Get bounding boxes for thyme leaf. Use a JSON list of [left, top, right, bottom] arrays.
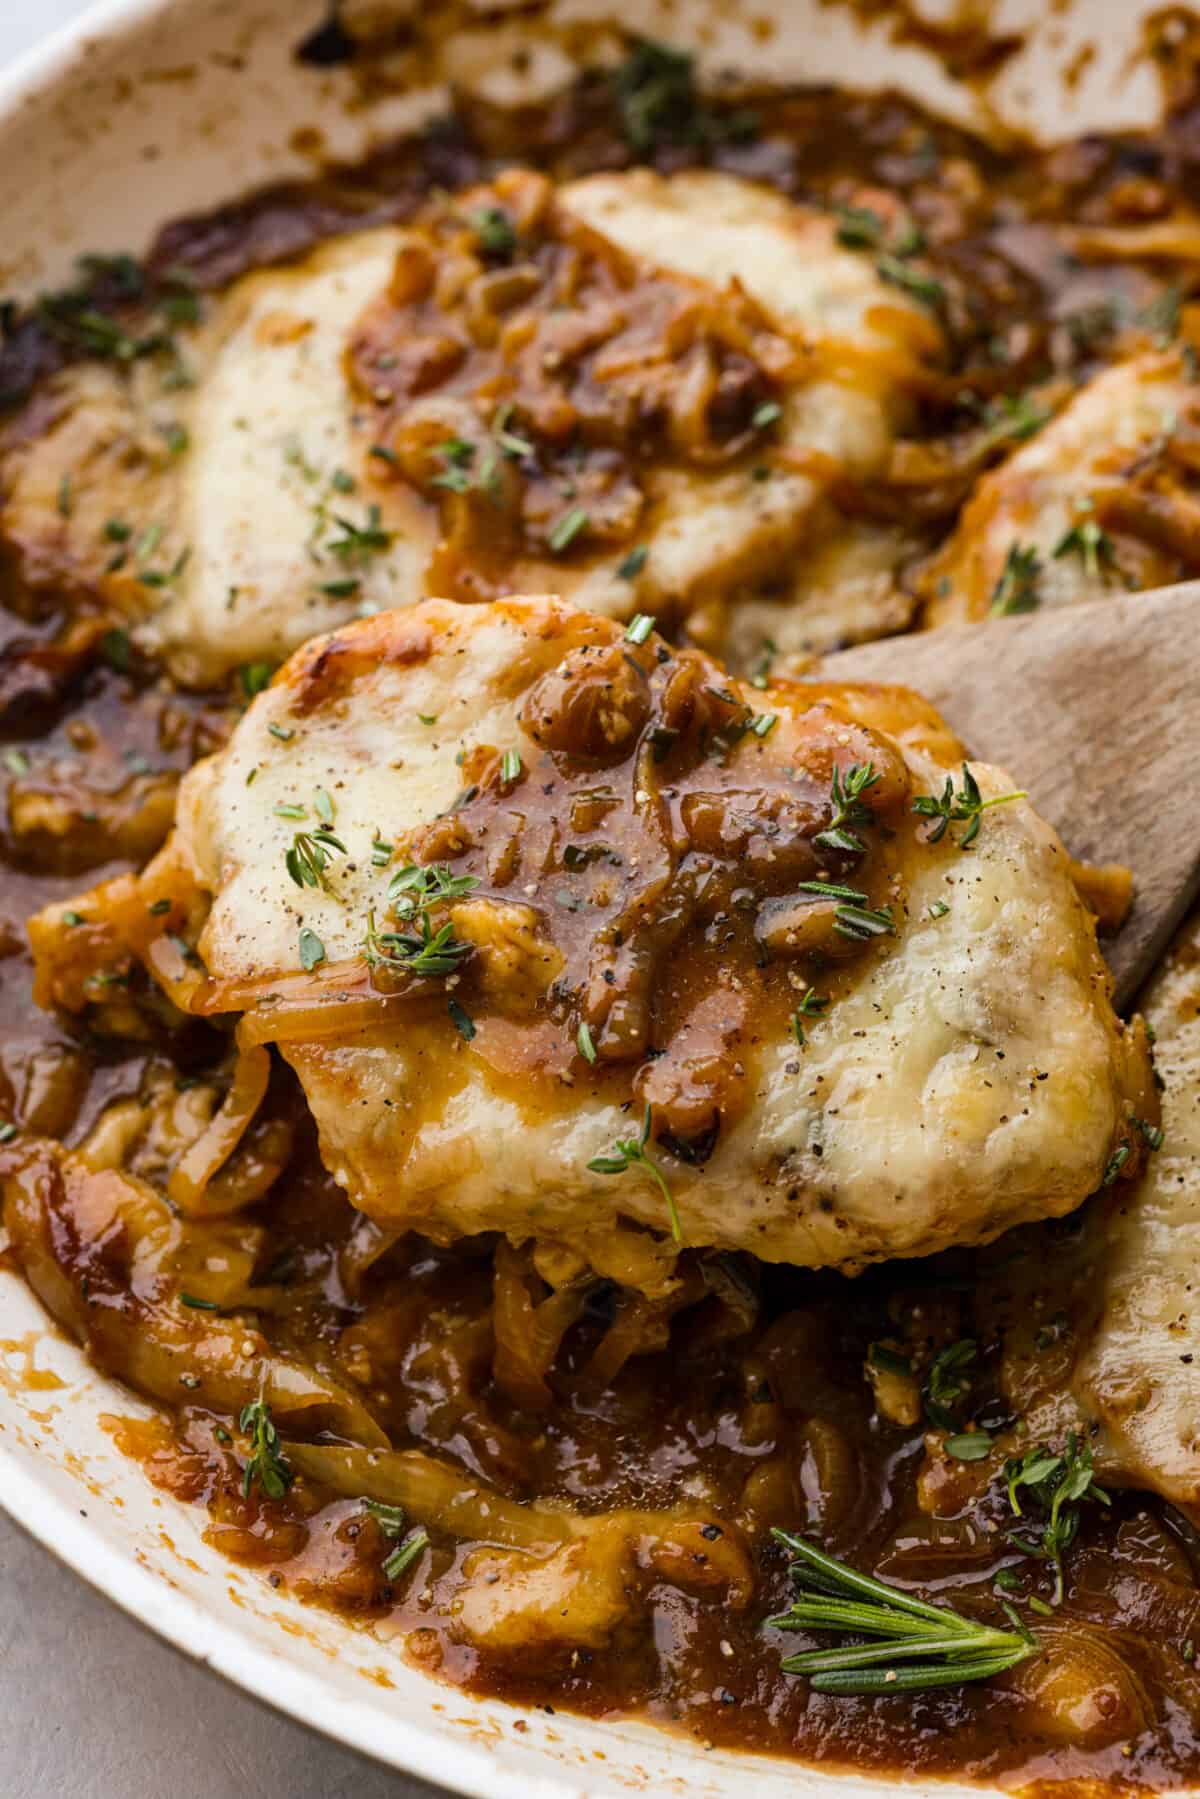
[[913, 762, 1026, 849], [588, 1104, 681, 1244]]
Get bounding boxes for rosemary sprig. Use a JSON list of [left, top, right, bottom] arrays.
[[767, 1531, 1037, 1695], [239, 1398, 293, 1501], [913, 763, 1026, 849], [363, 1498, 431, 1584], [814, 762, 880, 855], [588, 1104, 681, 1244]]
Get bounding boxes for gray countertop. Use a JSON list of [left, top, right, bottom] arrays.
[[0, 5, 439, 1794]]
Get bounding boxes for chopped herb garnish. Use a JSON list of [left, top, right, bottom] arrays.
[[945, 1431, 993, 1462], [369, 443, 400, 468], [795, 880, 873, 903], [499, 748, 523, 786], [267, 723, 294, 743], [320, 576, 361, 598], [327, 504, 391, 561], [925, 1339, 977, 1430], [62, 910, 84, 927], [1102, 1142, 1131, 1186], [749, 639, 776, 690], [1004, 1434, 1110, 1605], [57, 472, 74, 518], [239, 661, 273, 698], [314, 787, 335, 826], [979, 392, 1050, 451], [548, 506, 589, 554], [298, 926, 325, 971], [0, 1123, 17, 1144], [989, 542, 1041, 615], [833, 901, 896, 941], [100, 629, 133, 675], [493, 404, 534, 459], [588, 1104, 681, 1244], [285, 825, 347, 891], [814, 761, 880, 855], [1053, 516, 1117, 580], [387, 862, 480, 917], [790, 987, 829, 1048], [869, 1342, 912, 1377], [472, 206, 516, 258], [2, 748, 29, 776], [767, 1531, 1036, 1694], [625, 613, 656, 645], [180, 1293, 220, 1311], [577, 1020, 598, 1064], [926, 898, 951, 919], [239, 1399, 293, 1501], [835, 206, 885, 250], [617, 545, 648, 581], [750, 712, 778, 738], [448, 998, 476, 1041], [611, 38, 756, 153], [876, 255, 945, 310], [383, 1527, 430, 1583], [913, 762, 1026, 849], [1135, 1115, 1165, 1151], [104, 518, 132, 543], [363, 908, 472, 978], [752, 401, 782, 431], [148, 898, 172, 916]]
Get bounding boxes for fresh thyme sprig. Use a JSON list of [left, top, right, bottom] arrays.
[[387, 862, 480, 917], [1053, 515, 1118, 580], [363, 908, 472, 977], [913, 763, 1026, 850], [814, 762, 880, 855], [1004, 1434, 1110, 1606], [239, 1398, 293, 1501], [285, 823, 347, 890], [767, 1531, 1037, 1695], [924, 1338, 977, 1429], [588, 1104, 681, 1244], [989, 542, 1041, 616]]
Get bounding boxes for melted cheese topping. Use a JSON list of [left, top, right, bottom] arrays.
[[927, 350, 1200, 624], [160, 595, 1144, 1290], [1, 174, 941, 687]]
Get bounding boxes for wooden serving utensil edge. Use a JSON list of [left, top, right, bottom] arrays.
[[820, 581, 1200, 1013]]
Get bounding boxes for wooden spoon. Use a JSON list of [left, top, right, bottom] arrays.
[[819, 581, 1200, 1012]]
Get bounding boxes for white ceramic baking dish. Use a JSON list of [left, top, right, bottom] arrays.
[[0, 1, 1185, 1793]]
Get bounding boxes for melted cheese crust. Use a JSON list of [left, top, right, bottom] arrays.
[[927, 350, 1200, 624], [1, 174, 939, 686], [166, 595, 1144, 1289]]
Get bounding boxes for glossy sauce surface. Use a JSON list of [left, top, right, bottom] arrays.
[[4, 52, 1200, 1795]]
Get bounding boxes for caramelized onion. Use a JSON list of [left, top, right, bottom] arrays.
[[166, 1038, 272, 1216], [283, 1442, 577, 1549]]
